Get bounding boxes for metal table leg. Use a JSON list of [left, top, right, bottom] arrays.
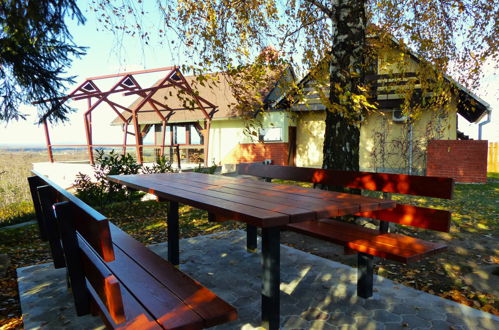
[[247, 224, 257, 252], [167, 200, 179, 266], [262, 227, 280, 329]]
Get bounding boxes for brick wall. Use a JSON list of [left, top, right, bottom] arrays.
[[223, 143, 289, 165], [427, 140, 488, 183]]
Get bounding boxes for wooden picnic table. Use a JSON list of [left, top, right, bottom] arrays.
[[107, 172, 396, 329]]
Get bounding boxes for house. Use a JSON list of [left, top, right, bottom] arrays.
[[112, 46, 489, 173], [276, 43, 491, 174]]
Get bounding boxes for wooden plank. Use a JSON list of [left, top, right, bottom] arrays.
[[100, 238, 206, 329], [133, 174, 315, 222], [147, 176, 348, 219], [180, 172, 396, 212], [161, 173, 394, 217], [287, 220, 447, 263], [355, 204, 451, 232], [78, 235, 125, 325], [86, 280, 162, 330], [237, 163, 454, 199], [32, 170, 114, 261], [108, 175, 290, 227], [109, 223, 238, 328]]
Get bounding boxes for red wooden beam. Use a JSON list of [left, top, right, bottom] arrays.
[[86, 66, 177, 81]]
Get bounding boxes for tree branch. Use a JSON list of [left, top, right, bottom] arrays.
[[281, 16, 328, 46], [304, 0, 334, 17]]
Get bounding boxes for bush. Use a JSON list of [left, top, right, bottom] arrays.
[[74, 150, 174, 207]]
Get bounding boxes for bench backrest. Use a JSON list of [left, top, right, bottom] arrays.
[[29, 171, 124, 323], [237, 163, 454, 232]]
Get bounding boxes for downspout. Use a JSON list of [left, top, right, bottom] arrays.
[[408, 120, 413, 175], [478, 111, 491, 140]]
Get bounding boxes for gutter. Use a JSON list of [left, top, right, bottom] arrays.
[[478, 110, 492, 140]]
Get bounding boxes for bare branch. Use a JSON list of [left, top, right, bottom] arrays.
[[304, 0, 334, 17]]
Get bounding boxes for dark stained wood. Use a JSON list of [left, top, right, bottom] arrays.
[[32, 170, 115, 262], [79, 235, 125, 325], [32, 171, 238, 329], [355, 204, 451, 232], [108, 174, 290, 227], [235, 164, 452, 232], [37, 185, 66, 268], [287, 219, 447, 263], [27, 176, 48, 240], [134, 175, 316, 222], [237, 163, 454, 199], [100, 239, 206, 329], [86, 280, 162, 330], [109, 223, 238, 328], [179, 171, 396, 211], [109, 173, 395, 223]]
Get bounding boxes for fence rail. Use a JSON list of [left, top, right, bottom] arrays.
[[489, 142, 499, 173]]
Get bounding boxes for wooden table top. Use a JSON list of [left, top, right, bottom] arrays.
[[108, 172, 396, 228]]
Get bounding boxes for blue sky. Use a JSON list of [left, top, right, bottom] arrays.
[[0, 2, 497, 146]]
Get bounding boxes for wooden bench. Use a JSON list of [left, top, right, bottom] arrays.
[[237, 163, 453, 298], [28, 171, 237, 329]]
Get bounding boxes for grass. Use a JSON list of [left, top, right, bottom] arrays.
[[0, 150, 89, 227]]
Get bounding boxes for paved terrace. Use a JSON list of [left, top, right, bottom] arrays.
[[18, 230, 498, 329]]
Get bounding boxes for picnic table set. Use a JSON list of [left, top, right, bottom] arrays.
[[28, 163, 453, 329]]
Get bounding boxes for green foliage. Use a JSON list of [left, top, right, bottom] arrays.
[[142, 154, 174, 174], [0, 0, 86, 123], [74, 150, 174, 207], [192, 163, 218, 174], [0, 201, 34, 227]]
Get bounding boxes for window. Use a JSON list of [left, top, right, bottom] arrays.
[[190, 125, 203, 145], [259, 127, 282, 142], [173, 126, 186, 144]]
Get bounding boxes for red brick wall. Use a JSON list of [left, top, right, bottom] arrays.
[[427, 140, 488, 183], [223, 143, 289, 165]]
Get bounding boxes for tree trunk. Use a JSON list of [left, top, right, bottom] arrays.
[[322, 0, 366, 178]]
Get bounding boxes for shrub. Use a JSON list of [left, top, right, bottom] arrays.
[[74, 150, 174, 207]]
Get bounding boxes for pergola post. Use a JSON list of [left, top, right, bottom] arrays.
[[84, 113, 94, 165], [132, 109, 143, 164], [203, 120, 211, 167], [43, 120, 54, 163]]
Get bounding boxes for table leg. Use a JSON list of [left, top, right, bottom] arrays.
[[247, 224, 257, 252], [261, 227, 280, 330], [357, 252, 374, 298], [167, 201, 179, 266]]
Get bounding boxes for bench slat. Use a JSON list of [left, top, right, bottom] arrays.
[[32, 170, 115, 262], [79, 235, 125, 325], [109, 223, 238, 328], [355, 204, 451, 232], [287, 220, 447, 263], [237, 163, 454, 199], [86, 279, 162, 330], [100, 240, 206, 329]]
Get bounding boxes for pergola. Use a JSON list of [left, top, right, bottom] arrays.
[[35, 66, 218, 165]]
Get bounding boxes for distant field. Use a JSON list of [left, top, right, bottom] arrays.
[[0, 149, 88, 226]]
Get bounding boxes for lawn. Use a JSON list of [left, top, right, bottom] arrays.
[[0, 163, 497, 328]]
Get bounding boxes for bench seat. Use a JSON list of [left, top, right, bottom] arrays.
[[108, 223, 238, 329], [29, 170, 237, 329], [287, 219, 447, 263]]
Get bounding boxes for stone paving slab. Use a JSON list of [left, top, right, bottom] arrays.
[[18, 230, 499, 329]]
